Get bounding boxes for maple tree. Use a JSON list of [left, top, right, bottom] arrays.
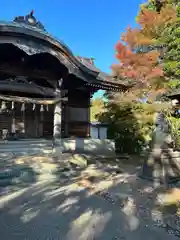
[[97, 0, 178, 154], [162, 3, 180, 88], [111, 2, 177, 102], [139, 0, 180, 89]]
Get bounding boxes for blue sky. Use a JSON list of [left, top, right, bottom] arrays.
[[0, 0, 145, 98]]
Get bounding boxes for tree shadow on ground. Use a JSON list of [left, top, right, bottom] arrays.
[[0, 152, 39, 195], [140, 141, 180, 235], [0, 153, 179, 240]]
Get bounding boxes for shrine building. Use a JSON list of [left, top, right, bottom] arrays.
[[0, 11, 129, 153]]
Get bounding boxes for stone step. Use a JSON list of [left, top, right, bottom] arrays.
[[0, 139, 53, 146], [0, 148, 53, 154], [0, 140, 53, 154], [0, 150, 52, 155], [0, 143, 53, 149]]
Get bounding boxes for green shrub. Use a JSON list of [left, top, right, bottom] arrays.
[[166, 114, 180, 148], [98, 102, 156, 154]]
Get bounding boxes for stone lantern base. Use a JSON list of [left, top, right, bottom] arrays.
[[140, 146, 180, 184]]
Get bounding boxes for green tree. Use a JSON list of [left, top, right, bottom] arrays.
[[97, 0, 177, 154], [90, 98, 105, 121], [163, 4, 180, 89], [139, 0, 180, 90], [97, 99, 158, 154]]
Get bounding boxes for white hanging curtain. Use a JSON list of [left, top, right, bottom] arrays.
[[33, 103, 36, 111], [11, 101, 14, 110], [40, 105, 44, 112], [1, 101, 6, 110], [21, 103, 25, 111]]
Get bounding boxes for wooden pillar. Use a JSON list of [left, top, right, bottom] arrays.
[[11, 118, 16, 134], [67, 89, 91, 138], [53, 101, 62, 146], [11, 102, 16, 134], [39, 105, 44, 137], [64, 104, 69, 137], [21, 103, 25, 136], [87, 96, 91, 137]]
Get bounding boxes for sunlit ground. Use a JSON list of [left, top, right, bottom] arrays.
[[0, 153, 179, 239]]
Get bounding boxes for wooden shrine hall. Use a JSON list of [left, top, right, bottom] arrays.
[[0, 11, 129, 144]]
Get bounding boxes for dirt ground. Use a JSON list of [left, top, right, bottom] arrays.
[[0, 153, 180, 239]]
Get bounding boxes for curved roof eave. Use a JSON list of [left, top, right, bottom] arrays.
[[0, 21, 130, 91], [0, 22, 99, 75]]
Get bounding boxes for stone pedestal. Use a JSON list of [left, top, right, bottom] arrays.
[[140, 147, 180, 184], [140, 112, 180, 184]]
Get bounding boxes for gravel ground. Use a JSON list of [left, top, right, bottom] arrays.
[[0, 153, 179, 239], [0, 180, 178, 240]]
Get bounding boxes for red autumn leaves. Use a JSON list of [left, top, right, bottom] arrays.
[[111, 4, 177, 99]]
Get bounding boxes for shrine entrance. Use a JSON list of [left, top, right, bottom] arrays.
[[0, 12, 130, 144], [0, 100, 55, 140]]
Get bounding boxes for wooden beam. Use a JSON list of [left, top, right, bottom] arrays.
[[0, 94, 68, 104], [0, 82, 56, 97], [0, 64, 57, 87]]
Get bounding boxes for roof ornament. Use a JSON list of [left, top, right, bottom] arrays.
[[77, 56, 95, 66], [13, 10, 46, 31], [25, 10, 36, 25]]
